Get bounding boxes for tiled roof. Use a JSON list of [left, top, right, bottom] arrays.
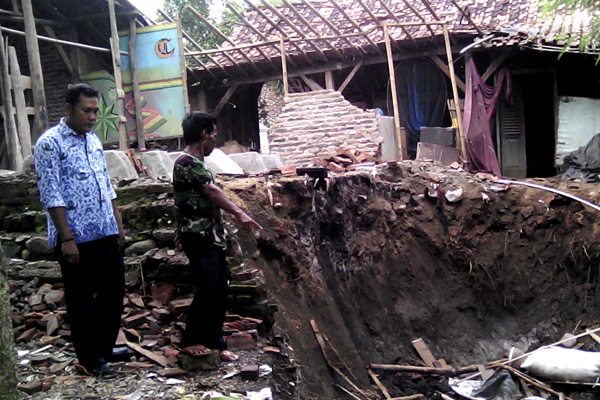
[[187, 0, 593, 81]]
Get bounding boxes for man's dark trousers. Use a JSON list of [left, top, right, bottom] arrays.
[[55, 235, 124, 369], [180, 233, 228, 351]]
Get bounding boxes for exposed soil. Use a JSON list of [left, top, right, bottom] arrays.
[[9, 160, 600, 399]]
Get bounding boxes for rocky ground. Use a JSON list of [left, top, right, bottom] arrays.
[[5, 159, 600, 399]]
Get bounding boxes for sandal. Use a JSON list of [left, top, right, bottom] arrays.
[[220, 350, 239, 361], [181, 344, 212, 357]]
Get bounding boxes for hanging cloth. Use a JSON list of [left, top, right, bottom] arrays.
[[462, 58, 511, 176]]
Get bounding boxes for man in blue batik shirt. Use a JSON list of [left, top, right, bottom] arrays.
[[34, 84, 125, 379]]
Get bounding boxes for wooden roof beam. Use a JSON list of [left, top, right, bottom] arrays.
[[420, 0, 441, 21], [224, 3, 281, 69], [399, 0, 436, 37], [158, 9, 229, 80], [297, 0, 365, 56], [184, 4, 263, 75], [242, 0, 314, 66], [375, 0, 419, 48], [327, 0, 383, 55], [257, 0, 331, 63], [278, 0, 345, 61], [449, 0, 484, 36]]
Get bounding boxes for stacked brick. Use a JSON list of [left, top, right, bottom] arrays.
[[268, 90, 383, 167]]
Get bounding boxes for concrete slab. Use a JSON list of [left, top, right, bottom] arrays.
[[105, 150, 139, 181], [169, 149, 244, 175], [139, 150, 176, 181], [261, 154, 284, 170]]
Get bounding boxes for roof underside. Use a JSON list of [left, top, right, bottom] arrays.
[[185, 0, 594, 86]]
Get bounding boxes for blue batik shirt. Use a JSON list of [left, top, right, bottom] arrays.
[[34, 118, 118, 248]]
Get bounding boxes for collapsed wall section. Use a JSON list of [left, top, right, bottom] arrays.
[[268, 90, 383, 166]]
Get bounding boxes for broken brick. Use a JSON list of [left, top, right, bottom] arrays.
[[44, 289, 64, 305], [226, 332, 256, 350], [128, 293, 145, 308], [151, 283, 175, 305], [169, 298, 193, 314], [18, 379, 51, 394], [123, 313, 148, 329], [17, 327, 39, 343], [240, 364, 260, 381], [151, 308, 171, 322]]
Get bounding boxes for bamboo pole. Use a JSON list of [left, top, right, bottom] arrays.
[[370, 363, 479, 376], [128, 19, 144, 150], [280, 36, 288, 97], [175, 17, 190, 115], [442, 23, 467, 162], [21, 0, 48, 141], [8, 46, 31, 159], [0, 30, 22, 170], [382, 20, 406, 160], [107, 0, 128, 150]]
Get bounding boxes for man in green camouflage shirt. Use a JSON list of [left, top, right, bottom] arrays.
[[173, 112, 262, 361]]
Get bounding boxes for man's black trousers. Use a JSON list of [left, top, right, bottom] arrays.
[[180, 233, 228, 351], [55, 235, 124, 369]]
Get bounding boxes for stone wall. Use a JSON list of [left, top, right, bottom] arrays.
[[268, 90, 383, 166]]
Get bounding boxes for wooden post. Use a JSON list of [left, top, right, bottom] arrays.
[[128, 19, 144, 150], [0, 31, 22, 170], [442, 23, 467, 162], [325, 71, 334, 90], [382, 20, 406, 160], [107, 0, 128, 150], [279, 35, 288, 96], [21, 0, 48, 141], [8, 46, 31, 159], [175, 17, 190, 115]]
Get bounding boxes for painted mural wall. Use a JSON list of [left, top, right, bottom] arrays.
[[82, 22, 186, 144]]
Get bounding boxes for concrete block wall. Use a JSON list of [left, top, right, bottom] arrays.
[[268, 90, 382, 166]]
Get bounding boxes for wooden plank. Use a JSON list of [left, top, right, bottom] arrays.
[[325, 71, 334, 90], [280, 36, 288, 97], [442, 23, 467, 163], [212, 85, 237, 118], [126, 341, 169, 367], [370, 363, 479, 376], [42, 26, 73, 74], [21, 0, 48, 141], [430, 54, 466, 93], [368, 369, 392, 400], [481, 50, 510, 83], [0, 28, 22, 170], [175, 18, 190, 115], [128, 18, 144, 150], [411, 338, 437, 367], [299, 74, 323, 91], [108, 0, 127, 150], [338, 61, 362, 94], [8, 46, 31, 159], [382, 20, 406, 160]]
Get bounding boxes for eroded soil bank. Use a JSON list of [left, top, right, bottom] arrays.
[[6, 161, 600, 399], [223, 163, 600, 399]]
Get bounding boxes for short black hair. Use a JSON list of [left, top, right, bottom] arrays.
[[66, 83, 99, 106], [182, 112, 216, 145]]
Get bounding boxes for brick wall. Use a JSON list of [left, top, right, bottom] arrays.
[[268, 90, 383, 166]]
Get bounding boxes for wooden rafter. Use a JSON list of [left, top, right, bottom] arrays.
[[375, 0, 419, 49], [338, 61, 363, 93], [327, 0, 383, 55], [224, 3, 280, 69], [279, 0, 345, 61], [242, 0, 314, 66], [185, 4, 263, 75], [158, 9, 224, 80], [297, 0, 365, 56], [257, 0, 330, 63], [399, 0, 436, 37], [449, 0, 484, 36]]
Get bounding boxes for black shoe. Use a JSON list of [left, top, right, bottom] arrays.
[[88, 363, 118, 379]]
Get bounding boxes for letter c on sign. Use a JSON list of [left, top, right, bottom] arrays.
[[155, 38, 174, 59]]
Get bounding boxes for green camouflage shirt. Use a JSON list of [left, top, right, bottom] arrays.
[[173, 153, 226, 248]]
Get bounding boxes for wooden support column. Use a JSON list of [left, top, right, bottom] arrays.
[[128, 19, 144, 150], [108, 0, 128, 150], [175, 17, 190, 115], [0, 28, 22, 170], [382, 20, 406, 160], [22, 0, 48, 141], [325, 71, 334, 90], [8, 46, 31, 159], [442, 23, 467, 162], [197, 90, 208, 112], [280, 35, 288, 96], [338, 61, 362, 93]]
